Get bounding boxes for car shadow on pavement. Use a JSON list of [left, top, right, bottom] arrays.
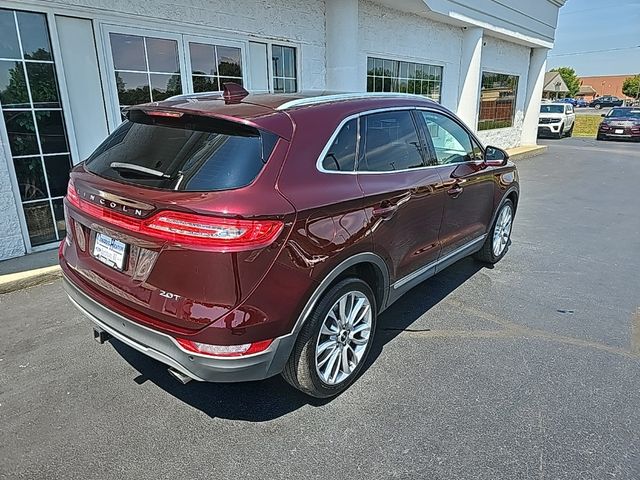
[[112, 257, 486, 422]]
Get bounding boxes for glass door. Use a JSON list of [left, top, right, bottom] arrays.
[[0, 8, 73, 247]]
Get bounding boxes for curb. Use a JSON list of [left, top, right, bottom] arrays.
[[0, 265, 62, 294], [506, 145, 548, 161]]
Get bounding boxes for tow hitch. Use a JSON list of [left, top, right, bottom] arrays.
[[93, 328, 112, 344]]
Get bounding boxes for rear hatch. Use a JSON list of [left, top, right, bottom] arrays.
[[61, 106, 295, 334]]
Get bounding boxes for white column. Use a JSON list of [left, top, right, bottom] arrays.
[[521, 48, 549, 145], [325, 0, 359, 91], [456, 27, 483, 127]]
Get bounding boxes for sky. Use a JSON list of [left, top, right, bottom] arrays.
[[546, 0, 640, 76]]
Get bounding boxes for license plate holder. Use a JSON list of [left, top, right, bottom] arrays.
[[93, 232, 127, 271], [615, 129, 624, 134]]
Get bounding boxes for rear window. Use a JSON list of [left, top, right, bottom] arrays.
[[85, 110, 278, 191]]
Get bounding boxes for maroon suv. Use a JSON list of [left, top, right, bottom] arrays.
[[60, 85, 519, 398]]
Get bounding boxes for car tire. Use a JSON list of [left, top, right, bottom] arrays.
[[555, 124, 564, 139], [282, 277, 377, 398], [596, 133, 605, 141], [474, 199, 514, 265], [594, 104, 601, 110], [566, 123, 574, 137]]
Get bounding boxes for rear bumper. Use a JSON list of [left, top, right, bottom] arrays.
[[63, 275, 296, 382]]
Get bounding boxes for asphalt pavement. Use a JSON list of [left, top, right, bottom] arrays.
[[1, 137, 639, 479]]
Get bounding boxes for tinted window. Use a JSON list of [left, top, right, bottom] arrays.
[[360, 111, 424, 172], [85, 110, 277, 191], [421, 111, 474, 165], [322, 119, 357, 171], [540, 105, 564, 114]]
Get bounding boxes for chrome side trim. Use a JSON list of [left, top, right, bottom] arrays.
[[392, 235, 486, 289], [276, 92, 429, 111]]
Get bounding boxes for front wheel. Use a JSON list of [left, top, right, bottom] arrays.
[[474, 200, 514, 264], [594, 104, 602, 109], [555, 124, 564, 139], [282, 278, 377, 398], [566, 123, 574, 137]]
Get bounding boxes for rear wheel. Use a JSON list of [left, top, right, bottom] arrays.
[[474, 200, 514, 264], [594, 104, 602, 110], [282, 278, 377, 398]]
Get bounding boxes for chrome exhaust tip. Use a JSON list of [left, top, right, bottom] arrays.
[[167, 367, 194, 384]]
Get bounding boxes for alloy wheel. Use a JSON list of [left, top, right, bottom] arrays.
[[492, 204, 513, 257], [315, 291, 372, 385]]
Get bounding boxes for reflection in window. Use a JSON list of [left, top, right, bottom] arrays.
[[272, 45, 296, 93], [367, 57, 442, 103], [478, 72, 519, 130], [0, 8, 73, 246], [322, 119, 357, 171], [361, 111, 424, 172], [420, 111, 474, 165], [109, 33, 182, 109], [189, 42, 242, 93]]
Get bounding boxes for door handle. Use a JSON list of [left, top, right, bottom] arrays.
[[372, 204, 399, 219]]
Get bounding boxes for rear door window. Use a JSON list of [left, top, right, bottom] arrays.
[[322, 119, 357, 172], [85, 110, 278, 191], [359, 110, 425, 172]]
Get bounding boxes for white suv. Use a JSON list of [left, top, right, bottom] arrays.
[[538, 102, 576, 138]]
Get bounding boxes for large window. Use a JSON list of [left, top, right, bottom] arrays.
[[109, 33, 182, 110], [189, 41, 242, 92], [0, 8, 73, 246], [272, 45, 296, 93], [367, 57, 442, 103], [478, 72, 519, 131]]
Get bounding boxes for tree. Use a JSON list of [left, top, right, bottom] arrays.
[[551, 67, 580, 97], [622, 74, 640, 99]]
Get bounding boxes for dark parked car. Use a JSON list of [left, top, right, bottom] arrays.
[[60, 85, 519, 398], [597, 107, 640, 141], [589, 96, 623, 109]]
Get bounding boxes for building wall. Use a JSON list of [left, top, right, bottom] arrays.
[[357, 1, 463, 111], [476, 36, 531, 148], [42, 0, 327, 91], [578, 75, 634, 100], [0, 144, 25, 259]]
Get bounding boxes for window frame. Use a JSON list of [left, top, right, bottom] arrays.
[[365, 54, 444, 103], [0, 6, 80, 252], [271, 43, 298, 94], [477, 70, 519, 131], [316, 107, 485, 176]]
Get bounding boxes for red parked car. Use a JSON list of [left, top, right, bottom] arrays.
[[60, 85, 519, 398]]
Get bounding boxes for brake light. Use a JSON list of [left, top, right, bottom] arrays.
[[175, 338, 273, 357], [145, 110, 184, 118], [65, 181, 283, 251]]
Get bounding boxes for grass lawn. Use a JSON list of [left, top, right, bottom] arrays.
[[573, 115, 602, 137]]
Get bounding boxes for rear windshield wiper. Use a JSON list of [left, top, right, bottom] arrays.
[[109, 162, 172, 179]]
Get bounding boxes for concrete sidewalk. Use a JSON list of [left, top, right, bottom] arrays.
[[0, 247, 61, 294], [0, 143, 546, 294]]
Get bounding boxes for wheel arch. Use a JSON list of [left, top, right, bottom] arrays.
[[289, 252, 390, 336]]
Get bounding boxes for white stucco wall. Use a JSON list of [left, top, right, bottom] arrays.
[[0, 144, 26, 260], [358, 1, 463, 111], [476, 36, 531, 149], [41, 0, 327, 90]]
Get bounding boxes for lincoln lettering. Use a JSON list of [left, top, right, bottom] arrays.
[[79, 190, 144, 217]]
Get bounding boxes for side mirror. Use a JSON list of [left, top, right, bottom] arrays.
[[601, 113, 606, 117], [484, 146, 509, 166]]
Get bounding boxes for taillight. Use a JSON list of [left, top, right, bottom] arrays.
[[65, 180, 283, 251], [174, 338, 273, 357]]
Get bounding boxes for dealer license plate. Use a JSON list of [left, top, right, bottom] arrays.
[[93, 233, 127, 270], [615, 129, 624, 134]]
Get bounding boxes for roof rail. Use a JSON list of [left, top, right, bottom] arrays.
[[275, 92, 429, 111], [166, 91, 223, 101]]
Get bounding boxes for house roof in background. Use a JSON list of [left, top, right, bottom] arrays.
[[543, 72, 569, 93]]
